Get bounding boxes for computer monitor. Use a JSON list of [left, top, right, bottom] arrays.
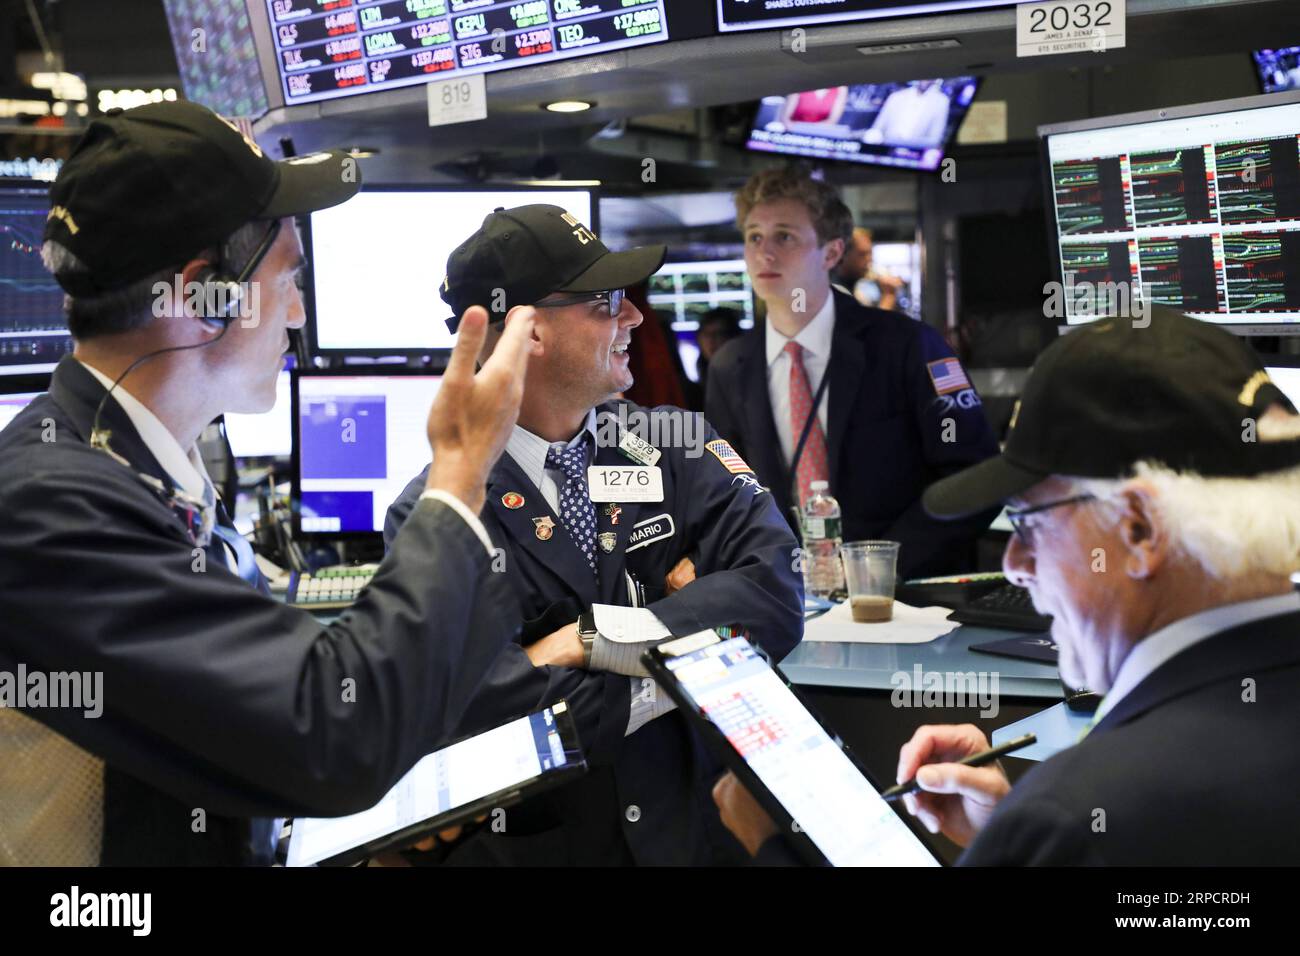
[[0, 390, 40, 432], [0, 181, 72, 376], [1041, 91, 1300, 331], [648, 258, 754, 383], [747, 78, 981, 172], [304, 185, 596, 357], [1254, 48, 1300, 94], [223, 368, 293, 460], [292, 370, 443, 537]]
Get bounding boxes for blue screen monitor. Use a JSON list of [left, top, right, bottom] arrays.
[[293, 370, 443, 536]]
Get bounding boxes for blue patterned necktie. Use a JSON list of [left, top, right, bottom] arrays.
[[545, 433, 597, 577]]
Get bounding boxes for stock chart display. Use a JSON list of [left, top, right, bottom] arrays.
[[265, 0, 669, 105], [0, 184, 71, 377], [1046, 100, 1300, 325]]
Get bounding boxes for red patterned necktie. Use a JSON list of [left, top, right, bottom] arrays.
[[785, 340, 829, 506]]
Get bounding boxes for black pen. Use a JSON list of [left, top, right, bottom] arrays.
[[881, 733, 1038, 801]]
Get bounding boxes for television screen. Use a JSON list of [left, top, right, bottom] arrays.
[[1042, 94, 1300, 328], [306, 186, 594, 355], [260, 0, 670, 107], [747, 78, 980, 171], [1254, 48, 1300, 94]]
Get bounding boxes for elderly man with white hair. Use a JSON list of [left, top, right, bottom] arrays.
[[713, 304, 1300, 865]]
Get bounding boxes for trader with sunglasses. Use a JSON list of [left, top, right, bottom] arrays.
[[713, 305, 1300, 865], [385, 205, 803, 865]]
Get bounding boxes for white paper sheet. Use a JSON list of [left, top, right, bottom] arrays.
[[804, 600, 960, 644]]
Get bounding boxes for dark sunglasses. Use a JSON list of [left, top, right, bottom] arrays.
[[537, 288, 625, 314]]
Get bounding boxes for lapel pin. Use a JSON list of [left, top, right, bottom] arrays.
[[532, 516, 555, 541], [501, 491, 526, 509], [598, 531, 617, 553], [603, 503, 622, 525]]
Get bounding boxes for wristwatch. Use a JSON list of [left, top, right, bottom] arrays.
[[577, 611, 599, 668]]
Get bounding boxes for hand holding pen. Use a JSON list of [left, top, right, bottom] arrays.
[[892, 726, 1029, 847]]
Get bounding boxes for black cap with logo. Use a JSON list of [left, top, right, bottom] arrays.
[[440, 204, 666, 331], [923, 305, 1300, 519], [44, 99, 361, 296]]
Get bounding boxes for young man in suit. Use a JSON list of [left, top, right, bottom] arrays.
[[385, 205, 803, 865], [715, 307, 1300, 865], [705, 168, 999, 578]]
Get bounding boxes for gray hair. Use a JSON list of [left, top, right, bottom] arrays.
[[42, 220, 270, 340], [1071, 457, 1300, 580]]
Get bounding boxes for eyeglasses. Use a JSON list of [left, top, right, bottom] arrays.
[[1006, 494, 1095, 546], [537, 288, 625, 315]]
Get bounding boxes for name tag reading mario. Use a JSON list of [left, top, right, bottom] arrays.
[[587, 466, 664, 503]]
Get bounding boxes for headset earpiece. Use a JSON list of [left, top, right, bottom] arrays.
[[192, 264, 240, 327]]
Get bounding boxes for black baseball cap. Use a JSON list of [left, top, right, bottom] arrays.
[[441, 204, 665, 331], [44, 99, 361, 295], [923, 306, 1300, 519]]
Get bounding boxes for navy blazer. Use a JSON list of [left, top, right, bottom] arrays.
[[0, 357, 521, 865], [385, 400, 804, 865], [961, 607, 1300, 865], [705, 291, 1000, 578]]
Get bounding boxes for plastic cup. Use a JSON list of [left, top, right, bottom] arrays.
[[841, 541, 900, 623]]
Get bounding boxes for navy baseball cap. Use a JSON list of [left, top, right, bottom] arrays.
[[441, 204, 665, 331]]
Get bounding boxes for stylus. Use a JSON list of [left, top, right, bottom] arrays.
[[880, 733, 1037, 801]]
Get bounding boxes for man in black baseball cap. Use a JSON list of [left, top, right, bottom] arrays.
[[716, 305, 1300, 865], [440, 203, 666, 333], [0, 99, 538, 865], [385, 204, 805, 866]]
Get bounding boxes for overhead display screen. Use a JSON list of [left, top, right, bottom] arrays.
[[716, 0, 1017, 33], [265, 0, 670, 105], [1044, 99, 1300, 326]]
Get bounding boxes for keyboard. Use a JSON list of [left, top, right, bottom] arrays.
[[947, 584, 1053, 633], [286, 564, 379, 610]]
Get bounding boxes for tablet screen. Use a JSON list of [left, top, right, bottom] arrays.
[[662, 637, 938, 867], [286, 704, 579, 867]]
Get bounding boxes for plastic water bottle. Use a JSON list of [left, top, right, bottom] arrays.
[[802, 480, 845, 599]]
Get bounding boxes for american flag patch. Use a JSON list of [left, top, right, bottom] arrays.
[[705, 439, 753, 474], [926, 358, 971, 396]]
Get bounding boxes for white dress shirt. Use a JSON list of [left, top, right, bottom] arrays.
[[870, 85, 951, 148], [765, 290, 835, 468], [503, 410, 674, 735], [81, 361, 215, 510], [504, 408, 598, 514], [1091, 591, 1300, 726]]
